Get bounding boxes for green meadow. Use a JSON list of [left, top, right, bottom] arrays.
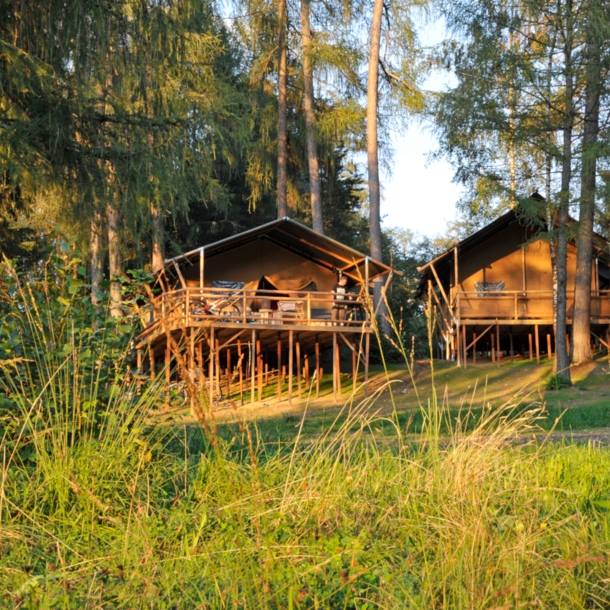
[[1, 263, 610, 608]]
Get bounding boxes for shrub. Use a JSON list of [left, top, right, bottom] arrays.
[[0, 246, 151, 443], [544, 373, 572, 391]]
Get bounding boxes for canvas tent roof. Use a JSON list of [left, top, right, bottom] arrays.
[[164, 217, 395, 282], [415, 207, 610, 297]]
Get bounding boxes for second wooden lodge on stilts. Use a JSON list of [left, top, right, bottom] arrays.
[[416, 207, 610, 365], [135, 217, 395, 405]]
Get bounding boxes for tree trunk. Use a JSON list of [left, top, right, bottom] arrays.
[[572, 2, 601, 364], [151, 199, 165, 274], [546, 176, 558, 364], [277, 0, 288, 218], [90, 208, 104, 308], [107, 203, 123, 318], [546, 48, 561, 374], [555, 0, 574, 382], [367, 0, 389, 333], [301, 0, 323, 234]]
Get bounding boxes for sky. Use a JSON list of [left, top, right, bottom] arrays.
[[379, 15, 462, 239], [381, 123, 462, 238]]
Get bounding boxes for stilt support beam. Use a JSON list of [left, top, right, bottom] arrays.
[[288, 330, 294, 406]]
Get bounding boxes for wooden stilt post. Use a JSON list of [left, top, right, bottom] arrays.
[[333, 332, 338, 401], [189, 329, 195, 371], [304, 353, 310, 390], [188, 348, 194, 413], [215, 338, 221, 398], [496, 324, 501, 361], [315, 338, 320, 398], [509, 333, 514, 361], [296, 337, 302, 400], [462, 324, 467, 367], [336, 337, 342, 396], [165, 335, 171, 406], [364, 332, 370, 398], [209, 328, 215, 405], [237, 339, 244, 405], [197, 341, 204, 391], [277, 335, 282, 402], [472, 332, 477, 364], [491, 332, 496, 363], [288, 330, 294, 406], [136, 350, 143, 391], [251, 329, 256, 405], [547, 333, 552, 360], [534, 324, 540, 363], [456, 323, 461, 366], [257, 339, 263, 402], [528, 333, 533, 361], [226, 347, 231, 399], [149, 349, 156, 381], [352, 340, 357, 394]]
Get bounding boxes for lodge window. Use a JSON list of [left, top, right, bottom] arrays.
[[475, 281, 506, 297]]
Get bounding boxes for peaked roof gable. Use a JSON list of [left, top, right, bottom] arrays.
[[418, 208, 610, 276], [165, 217, 395, 281]]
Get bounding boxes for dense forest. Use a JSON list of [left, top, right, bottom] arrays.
[[1, 0, 610, 367]]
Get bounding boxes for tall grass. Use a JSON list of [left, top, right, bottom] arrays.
[[1, 257, 609, 608]]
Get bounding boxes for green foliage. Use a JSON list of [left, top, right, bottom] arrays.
[[544, 373, 573, 391], [0, 245, 148, 442], [375, 228, 436, 362], [1, 0, 432, 297], [1, 0, 249, 266], [2, 375, 610, 606], [431, 0, 593, 226], [1, 277, 610, 606]]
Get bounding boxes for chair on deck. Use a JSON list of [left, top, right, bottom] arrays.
[[278, 300, 305, 322], [192, 281, 245, 319]]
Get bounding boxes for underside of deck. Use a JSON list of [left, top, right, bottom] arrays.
[[135, 320, 372, 406], [435, 320, 610, 365], [137, 319, 371, 355]]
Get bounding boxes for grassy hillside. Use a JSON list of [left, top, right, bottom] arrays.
[[185, 357, 610, 442], [2, 267, 609, 608], [2, 392, 610, 608]]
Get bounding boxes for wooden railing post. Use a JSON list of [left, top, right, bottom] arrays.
[[186, 289, 190, 325], [243, 288, 247, 323]]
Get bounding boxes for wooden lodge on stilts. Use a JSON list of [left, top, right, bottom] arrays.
[[135, 218, 394, 405], [417, 208, 610, 365]]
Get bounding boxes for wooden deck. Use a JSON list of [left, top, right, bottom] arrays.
[[135, 287, 373, 405], [455, 290, 610, 324], [136, 286, 371, 349], [427, 289, 610, 365]]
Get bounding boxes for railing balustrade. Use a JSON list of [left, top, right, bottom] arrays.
[[455, 289, 610, 320], [139, 286, 370, 337]]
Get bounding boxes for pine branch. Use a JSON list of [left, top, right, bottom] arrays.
[[378, 59, 414, 92], [92, 112, 183, 129]]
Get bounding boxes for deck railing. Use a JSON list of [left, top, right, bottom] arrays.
[[455, 289, 610, 320], [139, 286, 370, 339]]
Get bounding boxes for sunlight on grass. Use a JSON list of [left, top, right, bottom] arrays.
[[1, 258, 609, 608]]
